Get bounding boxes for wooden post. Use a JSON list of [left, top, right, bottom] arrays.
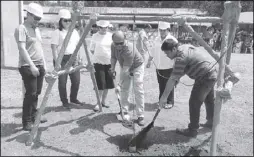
[[210, 1, 241, 156], [225, 2, 241, 65], [26, 14, 79, 146]]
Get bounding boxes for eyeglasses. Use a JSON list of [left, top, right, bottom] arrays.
[[114, 42, 124, 45], [63, 19, 72, 23]]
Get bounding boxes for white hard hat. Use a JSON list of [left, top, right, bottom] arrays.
[[26, 3, 43, 18], [158, 21, 171, 30], [97, 20, 110, 27], [58, 9, 71, 19]]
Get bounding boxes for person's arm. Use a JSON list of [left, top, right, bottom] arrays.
[[159, 57, 186, 107], [89, 34, 96, 54], [50, 30, 59, 62]]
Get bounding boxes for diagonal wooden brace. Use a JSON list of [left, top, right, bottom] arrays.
[[26, 12, 80, 147], [179, 21, 240, 84], [54, 12, 78, 72]]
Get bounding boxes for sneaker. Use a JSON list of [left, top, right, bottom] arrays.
[[200, 120, 213, 129], [23, 122, 33, 131], [70, 99, 84, 105], [176, 128, 198, 137], [93, 105, 100, 112], [102, 103, 109, 108], [164, 102, 174, 109], [63, 103, 71, 109], [137, 117, 145, 126]]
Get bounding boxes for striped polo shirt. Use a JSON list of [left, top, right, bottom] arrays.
[[111, 41, 144, 72], [170, 44, 217, 81]]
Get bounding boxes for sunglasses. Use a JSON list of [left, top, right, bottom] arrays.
[[32, 15, 41, 21], [63, 19, 72, 23], [114, 42, 124, 45], [99, 26, 108, 29]]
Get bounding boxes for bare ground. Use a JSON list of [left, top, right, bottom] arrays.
[[1, 28, 253, 156]]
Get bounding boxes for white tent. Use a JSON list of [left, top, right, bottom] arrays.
[[238, 12, 253, 24]]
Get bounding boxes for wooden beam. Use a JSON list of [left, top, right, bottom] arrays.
[[79, 15, 222, 23]]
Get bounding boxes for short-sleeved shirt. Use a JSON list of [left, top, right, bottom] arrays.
[[151, 33, 178, 69], [111, 41, 144, 72], [51, 29, 80, 55], [14, 23, 44, 67], [170, 44, 217, 81], [136, 29, 148, 56], [89, 32, 113, 65]]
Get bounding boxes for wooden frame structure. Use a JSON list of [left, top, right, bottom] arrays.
[[27, 1, 241, 156]]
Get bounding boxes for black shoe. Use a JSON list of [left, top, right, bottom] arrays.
[[176, 128, 198, 137], [70, 99, 83, 105], [136, 117, 145, 126], [63, 103, 71, 109], [102, 103, 109, 108], [200, 121, 213, 129], [23, 123, 33, 131]]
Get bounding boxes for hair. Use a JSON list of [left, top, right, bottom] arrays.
[[161, 39, 179, 51], [58, 18, 64, 31]]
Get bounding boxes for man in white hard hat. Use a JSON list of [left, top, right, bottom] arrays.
[[146, 21, 178, 109], [14, 2, 47, 131], [110, 31, 145, 126]]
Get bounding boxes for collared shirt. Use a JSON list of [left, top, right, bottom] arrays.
[[151, 33, 178, 69], [14, 22, 44, 67], [111, 41, 143, 72], [170, 44, 217, 81], [136, 29, 148, 57], [51, 29, 80, 55], [89, 32, 112, 65]]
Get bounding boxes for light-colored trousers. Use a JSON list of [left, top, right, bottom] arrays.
[[120, 64, 145, 118]]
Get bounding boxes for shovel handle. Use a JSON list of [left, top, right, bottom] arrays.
[[152, 108, 161, 122]]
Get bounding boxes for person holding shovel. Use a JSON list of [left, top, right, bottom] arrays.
[[159, 39, 217, 137], [51, 9, 83, 109], [110, 31, 145, 126], [14, 3, 47, 131]]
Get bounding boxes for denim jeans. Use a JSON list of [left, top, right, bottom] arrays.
[[19, 65, 45, 125], [188, 70, 217, 130], [120, 64, 145, 118], [53, 55, 80, 104], [156, 68, 174, 104]]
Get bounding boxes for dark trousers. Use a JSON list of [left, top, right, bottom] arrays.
[[19, 65, 45, 125], [53, 55, 80, 104], [188, 71, 217, 130], [156, 68, 174, 104]]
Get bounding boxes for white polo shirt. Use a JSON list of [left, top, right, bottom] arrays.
[[151, 33, 178, 69], [51, 29, 80, 55], [89, 32, 113, 65]]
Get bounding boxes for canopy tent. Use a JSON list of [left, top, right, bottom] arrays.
[[238, 12, 253, 24]]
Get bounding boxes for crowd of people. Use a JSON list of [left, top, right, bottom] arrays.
[[15, 3, 234, 138]]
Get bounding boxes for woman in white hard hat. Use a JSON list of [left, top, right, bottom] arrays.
[[89, 20, 115, 112], [14, 2, 48, 131], [146, 21, 178, 109], [51, 9, 83, 109]]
